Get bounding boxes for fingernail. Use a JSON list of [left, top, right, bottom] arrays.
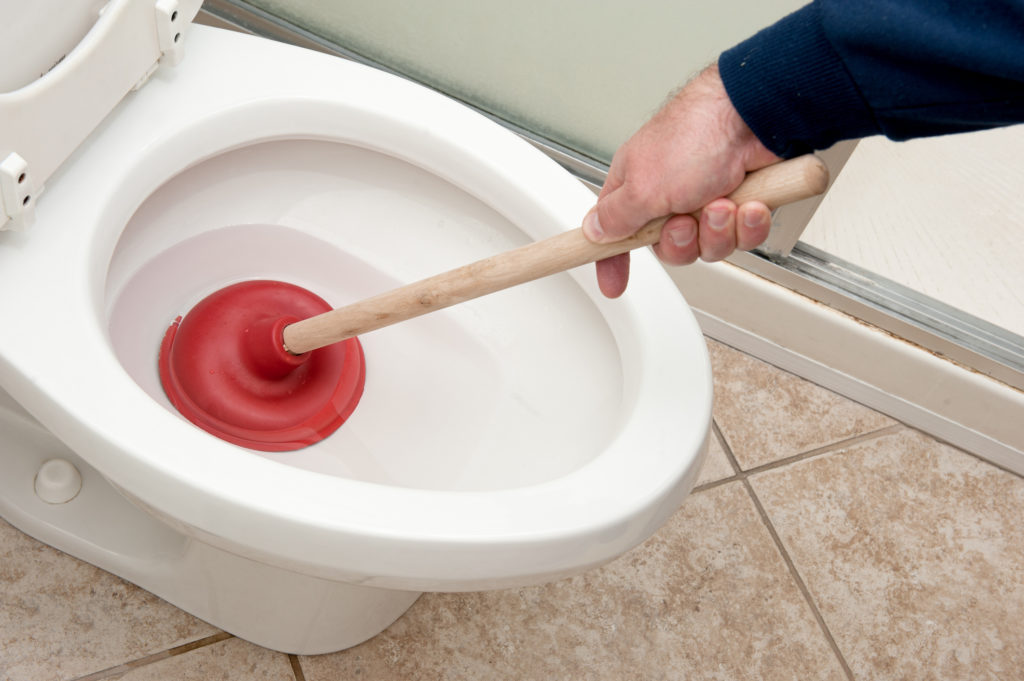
[[583, 210, 604, 241], [707, 207, 729, 232], [745, 210, 768, 229], [667, 223, 696, 248]]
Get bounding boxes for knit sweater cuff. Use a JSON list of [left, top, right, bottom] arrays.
[[718, 2, 879, 158]]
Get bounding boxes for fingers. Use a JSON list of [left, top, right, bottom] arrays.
[[696, 199, 772, 262], [587, 197, 771, 259], [591, 199, 772, 298], [735, 201, 773, 251], [595, 253, 630, 299], [653, 214, 700, 265], [697, 199, 738, 262]]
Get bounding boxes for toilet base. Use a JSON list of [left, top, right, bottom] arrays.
[[0, 388, 420, 655]]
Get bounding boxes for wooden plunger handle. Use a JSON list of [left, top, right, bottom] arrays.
[[282, 154, 828, 354]]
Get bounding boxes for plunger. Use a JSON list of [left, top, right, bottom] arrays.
[[159, 155, 828, 451]]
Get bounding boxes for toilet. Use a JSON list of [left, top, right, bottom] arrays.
[[0, 0, 712, 654]]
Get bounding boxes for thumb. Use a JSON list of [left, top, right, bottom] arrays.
[[583, 183, 660, 244]]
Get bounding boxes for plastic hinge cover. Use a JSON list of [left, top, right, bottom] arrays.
[[0, 153, 38, 231], [156, 0, 186, 66]]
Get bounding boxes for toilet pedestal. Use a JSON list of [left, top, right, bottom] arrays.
[[0, 388, 420, 655]]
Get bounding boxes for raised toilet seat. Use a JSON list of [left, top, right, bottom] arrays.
[[0, 11, 711, 654]]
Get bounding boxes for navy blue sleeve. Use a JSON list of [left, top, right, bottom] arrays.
[[718, 0, 1024, 158]]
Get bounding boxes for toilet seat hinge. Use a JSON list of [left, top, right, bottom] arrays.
[[0, 153, 40, 232], [133, 0, 186, 90], [155, 0, 186, 67]]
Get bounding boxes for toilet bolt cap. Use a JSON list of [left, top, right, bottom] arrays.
[[35, 458, 83, 504]]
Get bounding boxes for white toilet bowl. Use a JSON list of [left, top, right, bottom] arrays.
[[0, 12, 712, 654]]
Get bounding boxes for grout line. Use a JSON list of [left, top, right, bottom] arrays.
[[741, 475, 855, 681], [289, 654, 307, 681], [742, 423, 905, 478], [69, 632, 234, 681], [712, 420, 741, 475], [690, 475, 737, 494], [691, 423, 903, 496], [715, 422, 744, 475], [690, 420, 742, 493], [712, 424, 856, 680]]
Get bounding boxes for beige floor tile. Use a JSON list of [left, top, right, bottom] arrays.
[[750, 429, 1024, 680], [110, 637, 295, 681], [0, 519, 219, 681], [695, 425, 735, 486], [299, 482, 846, 681], [707, 339, 895, 469]]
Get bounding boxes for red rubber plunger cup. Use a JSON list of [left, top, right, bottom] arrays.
[[158, 280, 365, 451]]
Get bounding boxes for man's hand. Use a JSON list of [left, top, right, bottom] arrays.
[[583, 64, 782, 298]]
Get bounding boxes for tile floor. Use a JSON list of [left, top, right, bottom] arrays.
[[3, 339, 1023, 680]]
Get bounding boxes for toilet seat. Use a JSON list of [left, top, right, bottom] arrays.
[[0, 12, 711, 651], [0, 0, 202, 231]]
